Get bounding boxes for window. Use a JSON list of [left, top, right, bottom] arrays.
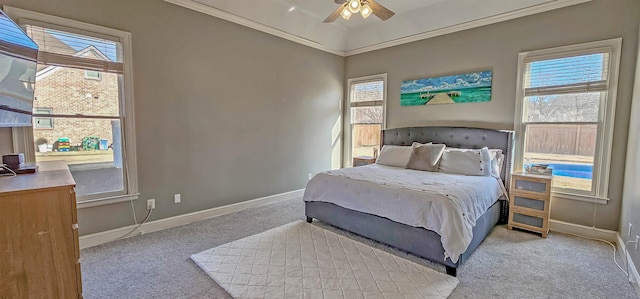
[[514, 39, 621, 201], [345, 74, 386, 166], [85, 70, 102, 80], [33, 107, 53, 129], [7, 7, 138, 206]]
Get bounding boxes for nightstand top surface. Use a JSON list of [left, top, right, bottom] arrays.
[[512, 171, 553, 180], [354, 156, 376, 160]]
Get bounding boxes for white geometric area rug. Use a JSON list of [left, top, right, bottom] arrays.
[[191, 221, 459, 299]]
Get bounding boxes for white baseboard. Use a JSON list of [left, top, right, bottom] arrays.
[[549, 219, 618, 242], [617, 233, 640, 297], [79, 189, 305, 249]]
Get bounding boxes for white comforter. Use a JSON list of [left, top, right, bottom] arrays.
[[303, 164, 503, 263]]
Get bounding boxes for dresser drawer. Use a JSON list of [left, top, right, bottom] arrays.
[[512, 212, 544, 228], [513, 178, 550, 195], [514, 196, 545, 211], [510, 192, 549, 218]]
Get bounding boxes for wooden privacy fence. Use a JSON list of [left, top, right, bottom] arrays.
[[526, 124, 597, 156], [353, 124, 381, 146], [354, 123, 596, 155]]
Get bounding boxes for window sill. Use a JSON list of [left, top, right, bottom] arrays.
[[77, 193, 140, 209], [551, 191, 609, 205]]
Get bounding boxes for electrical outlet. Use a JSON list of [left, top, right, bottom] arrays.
[[174, 193, 181, 204], [629, 223, 633, 238], [308, 173, 313, 180], [147, 199, 155, 210], [636, 235, 639, 251]]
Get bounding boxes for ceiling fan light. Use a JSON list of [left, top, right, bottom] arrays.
[[348, 0, 361, 13], [360, 4, 372, 19], [341, 7, 352, 20]]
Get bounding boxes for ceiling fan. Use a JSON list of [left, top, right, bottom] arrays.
[[323, 0, 395, 23]]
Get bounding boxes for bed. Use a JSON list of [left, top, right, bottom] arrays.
[[304, 126, 514, 276]]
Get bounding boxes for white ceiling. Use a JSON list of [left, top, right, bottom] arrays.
[[165, 0, 591, 56]]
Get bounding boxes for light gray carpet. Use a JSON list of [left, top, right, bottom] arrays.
[[81, 199, 638, 299]]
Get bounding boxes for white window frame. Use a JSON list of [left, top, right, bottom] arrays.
[[33, 107, 53, 129], [513, 38, 622, 204], [343, 74, 387, 167], [84, 70, 102, 80], [6, 6, 139, 208]]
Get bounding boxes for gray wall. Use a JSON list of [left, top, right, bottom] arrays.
[[345, 0, 640, 230], [620, 23, 640, 286], [0, 0, 344, 235]]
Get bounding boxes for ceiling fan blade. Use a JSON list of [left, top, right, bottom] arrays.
[[368, 0, 395, 21], [323, 3, 346, 23]]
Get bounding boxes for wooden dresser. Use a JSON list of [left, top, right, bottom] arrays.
[[0, 161, 82, 298]]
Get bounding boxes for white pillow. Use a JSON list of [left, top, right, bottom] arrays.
[[375, 145, 414, 167], [489, 150, 505, 178], [406, 143, 446, 172], [439, 147, 492, 176]]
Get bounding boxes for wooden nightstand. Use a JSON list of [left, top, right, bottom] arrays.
[[508, 172, 553, 238], [353, 156, 376, 167]]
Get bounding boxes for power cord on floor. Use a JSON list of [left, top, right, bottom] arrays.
[[114, 208, 153, 241], [560, 231, 637, 278]]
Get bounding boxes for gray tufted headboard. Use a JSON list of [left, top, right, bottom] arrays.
[[382, 126, 515, 188]]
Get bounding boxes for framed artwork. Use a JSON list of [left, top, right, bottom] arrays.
[[400, 70, 493, 106]]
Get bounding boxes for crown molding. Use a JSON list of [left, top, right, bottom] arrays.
[[164, 0, 346, 56], [165, 0, 592, 57], [344, 0, 592, 56]]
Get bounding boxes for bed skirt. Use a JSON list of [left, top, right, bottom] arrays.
[[305, 199, 503, 271]]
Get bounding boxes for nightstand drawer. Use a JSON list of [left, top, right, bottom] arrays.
[[513, 195, 546, 211], [512, 213, 544, 228], [513, 178, 549, 194]]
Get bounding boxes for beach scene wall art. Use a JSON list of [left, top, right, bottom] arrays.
[[400, 70, 493, 106]]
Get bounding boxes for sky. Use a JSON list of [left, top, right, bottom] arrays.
[[401, 70, 492, 94]]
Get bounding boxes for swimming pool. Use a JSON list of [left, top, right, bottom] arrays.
[[546, 163, 593, 179]]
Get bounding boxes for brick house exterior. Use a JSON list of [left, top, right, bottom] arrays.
[[33, 46, 119, 151]]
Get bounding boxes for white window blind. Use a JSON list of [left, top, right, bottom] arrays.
[[22, 22, 123, 73], [524, 51, 610, 97], [350, 80, 384, 107]]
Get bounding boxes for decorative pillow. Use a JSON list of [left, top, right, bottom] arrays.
[[406, 143, 446, 172], [375, 145, 414, 167], [439, 147, 492, 176]]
